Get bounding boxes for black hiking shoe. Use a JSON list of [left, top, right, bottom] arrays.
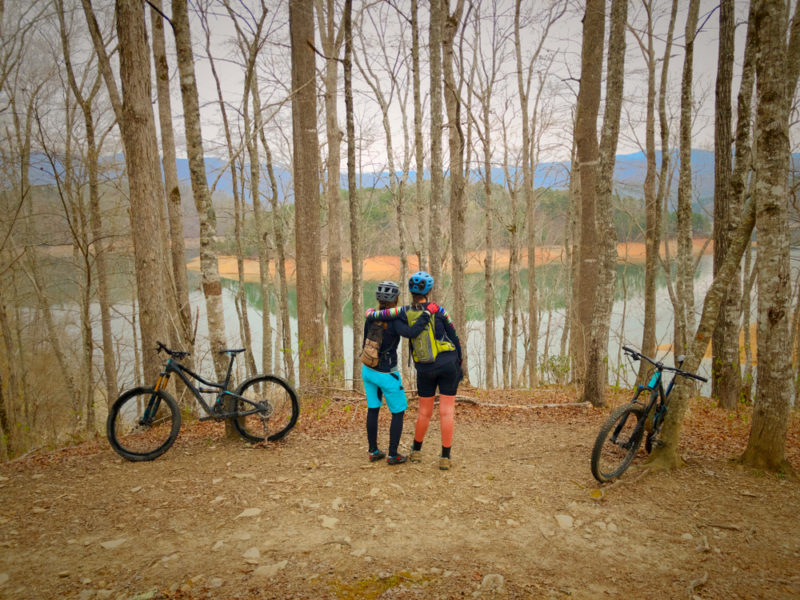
[[369, 449, 386, 462], [387, 454, 407, 465]]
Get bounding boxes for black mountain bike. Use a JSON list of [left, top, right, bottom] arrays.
[[107, 342, 299, 461], [590, 346, 707, 482]]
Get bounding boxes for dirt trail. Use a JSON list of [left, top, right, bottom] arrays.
[[1, 390, 798, 600]]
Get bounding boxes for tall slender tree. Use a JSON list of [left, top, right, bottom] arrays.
[[673, 0, 701, 359], [150, 0, 193, 357], [712, 0, 744, 409], [585, 0, 627, 407], [573, 0, 604, 395], [81, 0, 171, 382], [344, 0, 362, 391], [739, 0, 799, 474], [442, 0, 467, 382], [290, 0, 325, 388], [172, 0, 229, 381], [316, 0, 345, 385], [428, 0, 445, 288]]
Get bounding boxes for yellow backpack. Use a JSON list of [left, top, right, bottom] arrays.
[[406, 307, 455, 364]]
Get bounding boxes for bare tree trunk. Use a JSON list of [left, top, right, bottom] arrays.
[[714, 0, 755, 409], [442, 0, 467, 383], [565, 137, 578, 367], [731, 6, 758, 406], [218, 0, 275, 378], [674, 0, 700, 361], [634, 0, 671, 386], [316, 0, 345, 386], [658, 1, 678, 364], [58, 3, 118, 409], [261, 135, 295, 383], [114, 0, 171, 383], [290, 0, 325, 389], [514, 0, 533, 388], [249, 86, 275, 378], [650, 200, 756, 470], [82, 0, 172, 383], [740, 0, 797, 474], [481, 94, 496, 389], [585, 0, 626, 407], [428, 0, 444, 287], [172, 0, 229, 382], [200, 9, 256, 379], [410, 0, 428, 271], [150, 0, 193, 356], [574, 0, 604, 398], [344, 0, 362, 391]]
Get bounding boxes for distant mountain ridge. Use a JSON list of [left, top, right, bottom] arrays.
[[30, 150, 800, 206]]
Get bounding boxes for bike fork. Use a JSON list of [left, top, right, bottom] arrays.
[[140, 372, 170, 425]]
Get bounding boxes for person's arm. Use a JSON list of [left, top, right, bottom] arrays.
[[365, 305, 406, 321], [437, 307, 462, 363]]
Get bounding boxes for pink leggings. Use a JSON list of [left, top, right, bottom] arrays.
[[414, 395, 455, 448]]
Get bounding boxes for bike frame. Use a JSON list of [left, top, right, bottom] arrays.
[[151, 354, 263, 420], [618, 362, 682, 446]]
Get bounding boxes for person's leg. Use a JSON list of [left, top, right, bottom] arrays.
[[367, 407, 380, 452], [410, 369, 436, 462], [413, 396, 435, 449], [377, 371, 408, 463], [361, 366, 385, 461], [437, 361, 460, 470], [438, 394, 454, 459], [388, 410, 404, 457]]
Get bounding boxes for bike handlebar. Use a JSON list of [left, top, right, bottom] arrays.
[[156, 341, 191, 360], [621, 346, 707, 382]]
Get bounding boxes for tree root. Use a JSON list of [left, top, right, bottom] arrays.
[[645, 448, 685, 472], [735, 454, 798, 480]]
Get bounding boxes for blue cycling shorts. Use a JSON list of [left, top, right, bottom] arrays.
[[361, 365, 408, 413]]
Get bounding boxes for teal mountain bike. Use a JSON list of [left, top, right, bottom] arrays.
[[590, 346, 707, 482]]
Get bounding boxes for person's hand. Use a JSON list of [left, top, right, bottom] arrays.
[[426, 302, 440, 313]]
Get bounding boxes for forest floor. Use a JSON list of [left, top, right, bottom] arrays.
[[1, 387, 799, 600]]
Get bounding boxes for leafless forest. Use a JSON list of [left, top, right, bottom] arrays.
[[0, 0, 798, 472]]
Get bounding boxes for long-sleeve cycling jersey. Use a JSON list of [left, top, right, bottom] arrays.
[[366, 305, 462, 372], [361, 309, 430, 373]]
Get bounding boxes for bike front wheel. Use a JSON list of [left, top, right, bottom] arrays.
[[232, 375, 299, 443], [591, 403, 645, 482], [107, 387, 181, 461]]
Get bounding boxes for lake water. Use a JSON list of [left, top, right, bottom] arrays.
[[53, 248, 797, 395]]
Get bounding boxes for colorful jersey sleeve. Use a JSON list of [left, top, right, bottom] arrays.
[[437, 307, 462, 362], [365, 306, 406, 321]]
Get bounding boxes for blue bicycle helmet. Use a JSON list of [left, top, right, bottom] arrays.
[[376, 281, 400, 302], [408, 271, 434, 295]]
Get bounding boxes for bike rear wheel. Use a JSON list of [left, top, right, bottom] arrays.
[[107, 387, 181, 461], [232, 375, 299, 443], [591, 403, 645, 482]]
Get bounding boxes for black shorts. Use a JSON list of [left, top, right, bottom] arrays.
[[416, 360, 461, 397]]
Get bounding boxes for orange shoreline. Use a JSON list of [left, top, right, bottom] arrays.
[[188, 239, 715, 284]]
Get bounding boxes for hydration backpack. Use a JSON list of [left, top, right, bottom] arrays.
[[406, 307, 455, 364], [360, 320, 386, 368]]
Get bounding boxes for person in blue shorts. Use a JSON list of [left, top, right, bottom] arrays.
[[361, 281, 431, 465]]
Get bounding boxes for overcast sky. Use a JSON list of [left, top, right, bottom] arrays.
[[171, 1, 794, 170]]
